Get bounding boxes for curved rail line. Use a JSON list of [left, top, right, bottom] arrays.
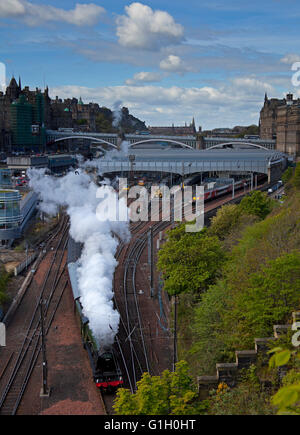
[[114, 218, 170, 394], [104, 178, 271, 412]]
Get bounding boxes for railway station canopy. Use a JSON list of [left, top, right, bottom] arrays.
[[94, 148, 287, 177]]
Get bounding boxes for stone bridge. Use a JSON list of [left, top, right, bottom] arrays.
[[46, 130, 276, 151]]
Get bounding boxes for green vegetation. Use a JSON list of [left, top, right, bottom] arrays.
[[281, 167, 294, 185], [15, 216, 58, 251], [239, 190, 273, 219], [96, 112, 113, 133], [113, 361, 208, 415], [207, 368, 274, 415], [268, 347, 300, 414], [234, 124, 259, 139], [0, 265, 11, 306], [74, 118, 88, 126], [155, 169, 300, 414], [292, 162, 300, 190], [157, 226, 226, 296], [113, 166, 300, 415]]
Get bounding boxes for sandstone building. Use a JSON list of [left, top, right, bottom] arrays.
[[0, 77, 146, 152], [259, 93, 300, 156]]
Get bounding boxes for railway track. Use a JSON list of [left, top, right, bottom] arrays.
[[102, 180, 271, 412], [0, 216, 69, 415], [112, 180, 270, 381], [113, 219, 170, 393]]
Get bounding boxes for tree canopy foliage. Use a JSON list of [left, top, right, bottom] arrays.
[[239, 190, 273, 219], [129, 167, 300, 415], [157, 226, 226, 296], [113, 361, 207, 415]]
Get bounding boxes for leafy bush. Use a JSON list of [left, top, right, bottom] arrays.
[[208, 382, 274, 415], [239, 190, 273, 219], [208, 204, 242, 240], [0, 266, 10, 306], [268, 347, 300, 415], [113, 361, 208, 415], [227, 252, 300, 343]]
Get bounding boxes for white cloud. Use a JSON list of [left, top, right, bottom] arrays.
[[232, 77, 274, 94], [280, 54, 300, 64], [125, 71, 162, 85], [0, 0, 25, 17], [0, 1, 105, 27], [116, 2, 184, 50], [159, 54, 189, 73], [49, 75, 274, 129]]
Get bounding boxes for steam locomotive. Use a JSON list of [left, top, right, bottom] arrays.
[[67, 238, 123, 391]]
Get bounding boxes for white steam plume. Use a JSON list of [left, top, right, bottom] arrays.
[[112, 100, 123, 128], [28, 168, 130, 347], [120, 140, 129, 156]]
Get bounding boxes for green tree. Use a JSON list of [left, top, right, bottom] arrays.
[[157, 228, 226, 296], [227, 252, 300, 343], [75, 118, 88, 126], [208, 204, 242, 240], [113, 361, 206, 415], [191, 280, 232, 374], [95, 113, 113, 132], [239, 190, 273, 219]]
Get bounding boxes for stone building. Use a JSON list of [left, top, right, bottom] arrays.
[[259, 93, 300, 156], [276, 94, 300, 155], [148, 119, 198, 136], [0, 76, 146, 151], [259, 93, 285, 140], [49, 97, 73, 130], [70, 98, 100, 131]]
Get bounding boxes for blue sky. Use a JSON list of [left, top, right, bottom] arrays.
[[0, 0, 299, 129]]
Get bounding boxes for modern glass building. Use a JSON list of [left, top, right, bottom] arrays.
[[0, 189, 22, 242], [0, 169, 12, 189]]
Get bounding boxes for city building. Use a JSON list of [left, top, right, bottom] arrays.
[[10, 94, 46, 151], [259, 93, 300, 156], [0, 77, 147, 152], [0, 169, 12, 189], [148, 119, 198, 136], [0, 77, 48, 152], [259, 93, 285, 140], [0, 189, 22, 244], [0, 189, 38, 245]]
